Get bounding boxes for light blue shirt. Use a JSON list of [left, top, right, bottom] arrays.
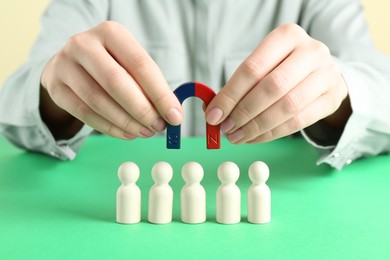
[[1, 0, 390, 169]]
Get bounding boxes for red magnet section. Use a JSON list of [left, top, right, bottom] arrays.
[[195, 82, 220, 149]]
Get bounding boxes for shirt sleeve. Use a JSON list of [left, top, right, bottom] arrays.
[[0, 0, 109, 160], [300, 0, 390, 169]]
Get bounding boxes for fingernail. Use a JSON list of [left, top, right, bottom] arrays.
[[124, 133, 137, 140], [140, 127, 155, 137], [152, 118, 166, 132], [206, 108, 223, 125], [227, 130, 245, 143], [166, 108, 182, 125], [220, 117, 235, 133]]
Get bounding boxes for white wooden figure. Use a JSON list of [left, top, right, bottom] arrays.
[[247, 161, 271, 224], [181, 162, 206, 224], [148, 162, 173, 224], [216, 161, 241, 224], [116, 162, 141, 224]]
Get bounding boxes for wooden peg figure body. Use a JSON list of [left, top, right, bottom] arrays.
[[216, 162, 241, 224], [181, 162, 206, 224], [247, 161, 271, 224], [116, 162, 141, 224], [148, 162, 173, 224]]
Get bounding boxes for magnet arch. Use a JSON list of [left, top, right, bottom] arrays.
[[166, 82, 221, 149]]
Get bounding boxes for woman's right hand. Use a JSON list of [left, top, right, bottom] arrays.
[[40, 21, 183, 140]]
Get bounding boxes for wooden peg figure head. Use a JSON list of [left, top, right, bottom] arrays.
[[248, 161, 269, 185], [217, 161, 240, 185], [182, 162, 204, 184], [118, 162, 140, 185], [152, 162, 173, 185]]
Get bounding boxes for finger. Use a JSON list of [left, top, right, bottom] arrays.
[[222, 41, 328, 134], [206, 23, 308, 125], [66, 33, 167, 132], [246, 92, 339, 144], [60, 60, 157, 137], [226, 69, 336, 144], [48, 83, 137, 140], [96, 22, 183, 125]]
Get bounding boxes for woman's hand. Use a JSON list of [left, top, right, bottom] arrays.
[[41, 21, 183, 140], [206, 23, 351, 144]]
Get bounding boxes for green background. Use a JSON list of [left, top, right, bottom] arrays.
[[1, 135, 390, 259]]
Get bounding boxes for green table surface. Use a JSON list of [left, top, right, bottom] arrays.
[[1, 135, 390, 259]]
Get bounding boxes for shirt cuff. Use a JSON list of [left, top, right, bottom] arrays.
[[302, 58, 376, 170], [25, 59, 93, 160]]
